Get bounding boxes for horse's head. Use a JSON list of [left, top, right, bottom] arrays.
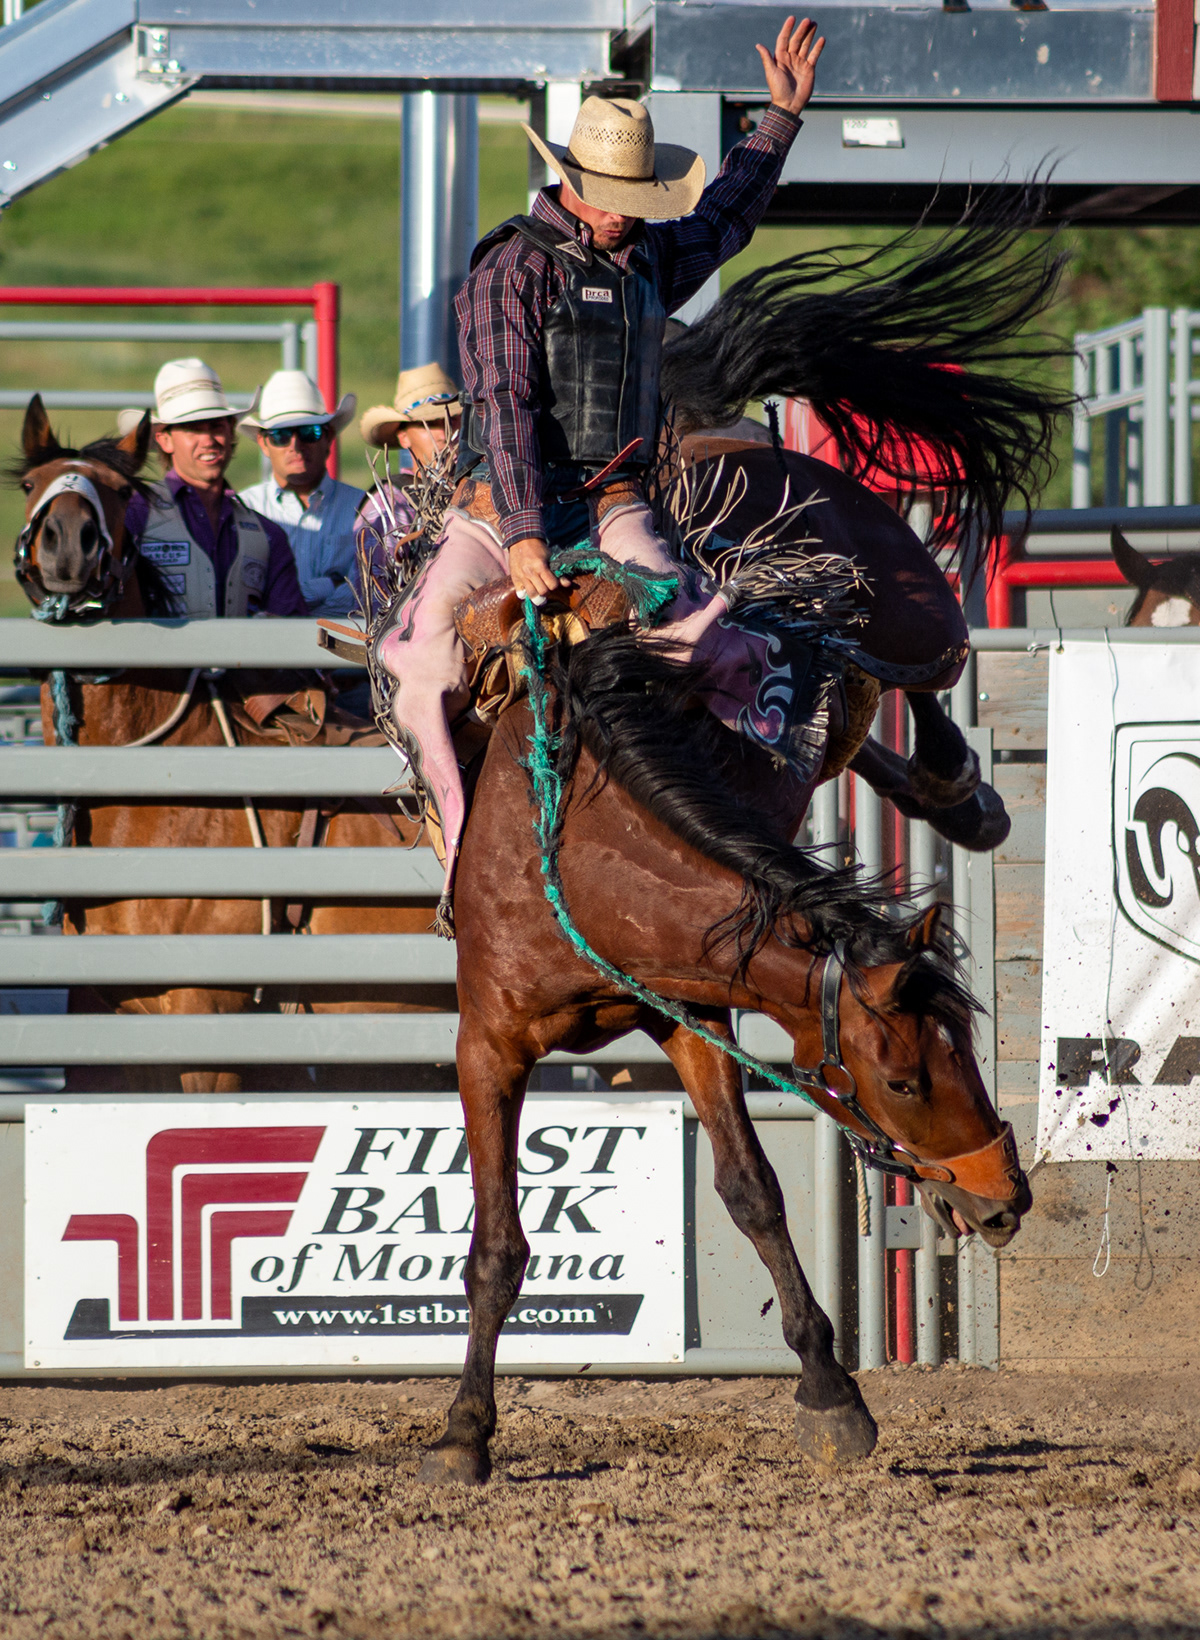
[[1113, 527, 1200, 629], [791, 907, 1030, 1249], [13, 394, 151, 621]]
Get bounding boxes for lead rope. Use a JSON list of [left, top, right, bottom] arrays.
[[520, 596, 827, 1113], [42, 669, 79, 928]]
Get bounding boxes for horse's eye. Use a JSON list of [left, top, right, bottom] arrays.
[[20, 480, 33, 495], [886, 1078, 917, 1096], [117, 484, 132, 500]]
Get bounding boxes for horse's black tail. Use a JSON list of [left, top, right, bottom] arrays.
[[660, 180, 1073, 558]]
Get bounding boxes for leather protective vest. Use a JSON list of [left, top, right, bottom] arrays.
[[462, 213, 666, 472], [137, 483, 271, 618]]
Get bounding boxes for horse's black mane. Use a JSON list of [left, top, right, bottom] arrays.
[[9, 432, 151, 492], [551, 626, 978, 1041]]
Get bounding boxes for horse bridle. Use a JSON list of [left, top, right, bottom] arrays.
[[792, 942, 1023, 1200], [15, 471, 136, 624]]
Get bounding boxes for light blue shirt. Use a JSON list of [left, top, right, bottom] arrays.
[[239, 471, 366, 617]]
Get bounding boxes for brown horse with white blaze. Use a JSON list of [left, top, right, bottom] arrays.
[[419, 625, 1030, 1487]]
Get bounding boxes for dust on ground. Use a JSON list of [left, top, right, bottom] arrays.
[[1, 1365, 1198, 1639]]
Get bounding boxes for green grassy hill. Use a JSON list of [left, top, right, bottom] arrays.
[[1, 95, 1196, 615]]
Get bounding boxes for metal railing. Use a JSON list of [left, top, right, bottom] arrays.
[[0, 285, 341, 473], [0, 319, 317, 413], [0, 615, 993, 1371], [1072, 307, 1200, 509]]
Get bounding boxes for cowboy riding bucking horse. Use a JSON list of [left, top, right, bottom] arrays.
[[374, 17, 840, 929]]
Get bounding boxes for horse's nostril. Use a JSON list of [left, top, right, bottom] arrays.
[[79, 521, 98, 553]]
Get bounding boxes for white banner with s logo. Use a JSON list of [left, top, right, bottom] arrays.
[[1040, 641, 1200, 1161]]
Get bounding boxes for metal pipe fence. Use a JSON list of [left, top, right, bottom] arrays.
[[0, 285, 340, 473], [1072, 307, 1200, 509], [0, 317, 316, 413]]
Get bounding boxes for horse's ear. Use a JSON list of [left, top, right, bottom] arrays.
[[117, 410, 152, 471], [906, 904, 943, 950], [21, 394, 62, 468], [1111, 527, 1156, 591]]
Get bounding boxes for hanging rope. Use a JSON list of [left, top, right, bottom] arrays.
[[520, 592, 827, 1114], [42, 669, 79, 928]]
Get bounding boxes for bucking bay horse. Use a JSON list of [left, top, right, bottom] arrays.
[[417, 622, 1030, 1486], [12, 396, 442, 1094]]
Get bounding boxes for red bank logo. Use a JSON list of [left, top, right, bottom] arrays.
[[61, 1126, 324, 1334]]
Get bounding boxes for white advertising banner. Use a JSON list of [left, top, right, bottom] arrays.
[[1040, 641, 1200, 1161], [26, 1097, 683, 1369]]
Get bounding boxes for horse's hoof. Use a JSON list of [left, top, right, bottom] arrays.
[[794, 1399, 878, 1468], [416, 1443, 491, 1488], [925, 781, 1011, 853]]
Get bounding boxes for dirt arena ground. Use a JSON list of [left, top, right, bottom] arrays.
[[0, 1364, 1198, 1640]]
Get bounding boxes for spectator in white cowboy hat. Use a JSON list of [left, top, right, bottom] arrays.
[[239, 368, 362, 618], [124, 358, 307, 618]]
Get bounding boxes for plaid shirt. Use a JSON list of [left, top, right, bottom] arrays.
[[454, 105, 802, 548]]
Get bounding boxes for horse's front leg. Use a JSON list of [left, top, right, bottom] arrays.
[[417, 1008, 532, 1487], [657, 1018, 877, 1467]]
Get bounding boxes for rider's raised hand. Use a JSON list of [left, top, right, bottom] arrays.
[[756, 16, 825, 115], [509, 537, 565, 604]]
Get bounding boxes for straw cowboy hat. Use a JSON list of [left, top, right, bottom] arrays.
[[153, 358, 238, 425], [360, 364, 461, 448], [240, 369, 356, 434], [523, 96, 705, 221]]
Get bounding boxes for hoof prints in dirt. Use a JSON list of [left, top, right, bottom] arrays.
[[0, 1370, 1199, 1638]]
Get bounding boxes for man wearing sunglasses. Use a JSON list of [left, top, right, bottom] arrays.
[[240, 369, 363, 618]]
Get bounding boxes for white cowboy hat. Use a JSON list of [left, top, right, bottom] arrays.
[[240, 369, 356, 435], [523, 96, 705, 221], [359, 363, 461, 448], [153, 358, 237, 426]]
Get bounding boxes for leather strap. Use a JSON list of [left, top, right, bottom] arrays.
[[914, 1122, 1023, 1200], [795, 945, 1025, 1203], [285, 806, 323, 931]]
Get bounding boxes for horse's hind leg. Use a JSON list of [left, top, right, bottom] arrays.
[[417, 1011, 531, 1487], [904, 690, 978, 806], [848, 692, 1010, 852], [659, 1020, 877, 1467]]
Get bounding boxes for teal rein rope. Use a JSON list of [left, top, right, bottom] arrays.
[[43, 669, 79, 928], [519, 594, 823, 1114]]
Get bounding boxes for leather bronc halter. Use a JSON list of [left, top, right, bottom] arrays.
[[792, 942, 1023, 1202], [15, 469, 136, 624]]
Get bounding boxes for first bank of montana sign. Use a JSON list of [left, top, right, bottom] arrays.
[[26, 1098, 683, 1369]]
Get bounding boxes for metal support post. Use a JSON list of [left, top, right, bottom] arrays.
[[853, 768, 887, 1368], [1120, 334, 1140, 506], [3, 0, 24, 23], [1175, 307, 1193, 505], [1142, 306, 1171, 505], [957, 1233, 977, 1364], [400, 92, 478, 380], [811, 776, 843, 1360], [916, 1207, 941, 1366], [1072, 349, 1092, 508], [311, 281, 340, 478], [526, 83, 581, 208], [857, 1164, 887, 1370]]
